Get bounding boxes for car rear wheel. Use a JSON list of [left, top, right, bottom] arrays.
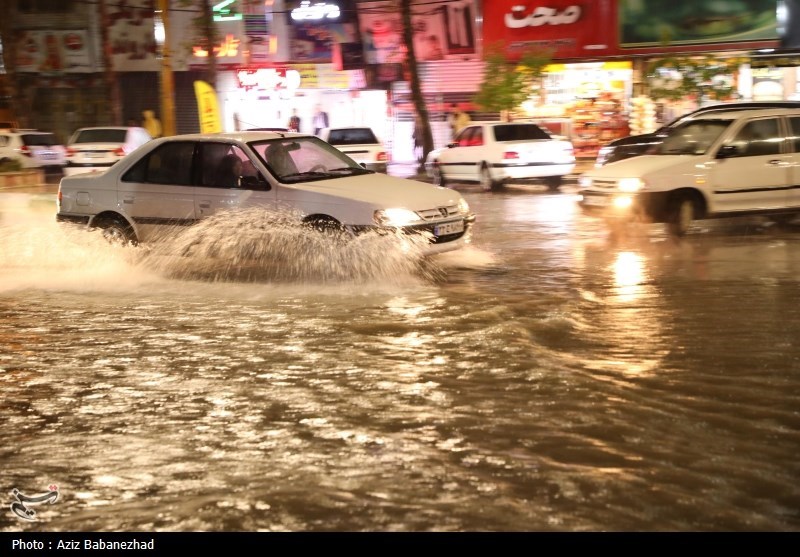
[[666, 193, 698, 237], [544, 176, 563, 192], [96, 217, 137, 247], [479, 163, 496, 192], [431, 162, 446, 187]]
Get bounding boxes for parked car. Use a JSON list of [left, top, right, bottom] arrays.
[[0, 128, 67, 171], [317, 126, 388, 173], [425, 121, 576, 191], [579, 108, 800, 236], [64, 126, 152, 176], [56, 131, 475, 255], [595, 101, 800, 167]]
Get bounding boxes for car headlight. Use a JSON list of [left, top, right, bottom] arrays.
[[618, 178, 645, 192], [374, 208, 421, 226], [457, 197, 470, 214]]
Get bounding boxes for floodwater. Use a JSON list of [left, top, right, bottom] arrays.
[[1, 185, 799, 532]]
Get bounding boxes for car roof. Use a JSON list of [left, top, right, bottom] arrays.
[[149, 131, 308, 142], [682, 107, 800, 120]]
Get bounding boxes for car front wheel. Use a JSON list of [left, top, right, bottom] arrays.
[[544, 176, 563, 191], [666, 194, 698, 237], [479, 163, 496, 192], [431, 162, 446, 187]]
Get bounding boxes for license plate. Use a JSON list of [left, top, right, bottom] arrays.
[[86, 152, 105, 158], [434, 220, 464, 236]]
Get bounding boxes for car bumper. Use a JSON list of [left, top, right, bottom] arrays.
[[495, 162, 575, 180]]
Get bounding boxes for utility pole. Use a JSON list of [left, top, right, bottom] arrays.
[[157, 0, 176, 136]]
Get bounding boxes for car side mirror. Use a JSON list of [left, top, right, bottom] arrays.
[[716, 144, 740, 159], [241, 175, 271, 191]]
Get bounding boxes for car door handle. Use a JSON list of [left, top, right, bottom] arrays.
[[768, 159, 788, 166], [122, 196, 134, 204], [198, 202, 211, 208]]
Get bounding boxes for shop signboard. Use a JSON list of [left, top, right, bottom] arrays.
[[357, 0, 477, 64], [482, 0, 615, 60], [619, 0, 778, 48], [14, 30, 93, 73], [287, 0, 360, 62]]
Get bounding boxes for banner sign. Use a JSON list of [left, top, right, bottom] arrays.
[[15, 30, 93, 73]]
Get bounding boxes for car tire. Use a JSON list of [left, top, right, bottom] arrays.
[[544, 176, 563, 192], [96, 217, 137, 247], [431, 162, 446, 187], [479, 163, 496, 192], [305, 217, 348, 242], [666, 193, 698, 237]]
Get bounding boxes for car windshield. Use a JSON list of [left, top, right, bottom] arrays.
[[326, 128, 379, 145], [493, 124, 551, 142], [249, 136, 372, 183], [653, 119, 732, 155], [22, 133, 58, 146], [72, 129, 128, 143]]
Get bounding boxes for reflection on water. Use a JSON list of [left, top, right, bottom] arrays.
[[1, 193, 800, 531]]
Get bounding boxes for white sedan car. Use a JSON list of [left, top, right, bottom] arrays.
[[425, 121, 576, 191], [56, 131, 474, 256], [317, 126, 388, 173], [64, 126, 152, 176]]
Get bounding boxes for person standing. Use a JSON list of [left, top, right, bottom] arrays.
[[312, 105, 329, 135], [447, 103, 470, 138], [142, 109, 162, 138], [287, 109, 301, 132]]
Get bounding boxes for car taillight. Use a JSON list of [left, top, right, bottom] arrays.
[[20, 145, 32, 157], [66, 147, 76, 156], [377, 151, 387, 162], [113, 147, 126, 156], [503, 151, 519, 160]]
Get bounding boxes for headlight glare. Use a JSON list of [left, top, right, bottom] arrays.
[[458, 198, 470, 214], [579, 176, 593, 188], [618, 178, 644, 192], [374, 208, 420, 226]]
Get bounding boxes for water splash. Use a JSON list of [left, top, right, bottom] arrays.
[[138, 207, 442, 285]]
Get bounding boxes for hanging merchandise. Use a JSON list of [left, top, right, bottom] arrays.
[[628, 96, 657, 135]]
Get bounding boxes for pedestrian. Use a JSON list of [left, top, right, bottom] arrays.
[[447, 103, 470, 138], [142, 109, 162, 138], [312, 105, 329, 135], [287, 109, 301, 133]]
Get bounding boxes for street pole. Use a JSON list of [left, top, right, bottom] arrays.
[[157, 0, 176, 136]]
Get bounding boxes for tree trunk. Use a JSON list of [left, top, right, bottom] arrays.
[[0, 0, 27, 127], [400, 0, 433, 174], [99, 0, 123, 125], [201, 0, 217, 89]]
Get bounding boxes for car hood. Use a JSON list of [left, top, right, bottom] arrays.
[[584, 154, 699, 178], [291, 172, 462, 209]]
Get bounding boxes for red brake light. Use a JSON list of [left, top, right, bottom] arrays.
[[377, 151, 387, 162], [20, 145, 32, 157], [503, 151, 519, 160], [113, 147, 126, 156], [66, 147, 76, 156]]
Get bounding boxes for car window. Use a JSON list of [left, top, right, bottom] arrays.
[[789, 117, 800, 153], [73, 129, 128, 143], [326, 128, 378, 145], [725, 119, 783, 157], [493, 124, 551, 142], [21, 133, 58, 146], [198, 143, 263, 189], [656, 119, 732, 155], [456, 127, 477, 147], [0, 135, 8, 147], [250, 137, 364, 183], [122, 141, 195, 185]]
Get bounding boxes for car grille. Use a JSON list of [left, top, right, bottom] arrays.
[[588, 178, 619, 192], [417, 205, 461, 220]]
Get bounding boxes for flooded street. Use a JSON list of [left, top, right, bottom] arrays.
[[1, 183, 799, 532]]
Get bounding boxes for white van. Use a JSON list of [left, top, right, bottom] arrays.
[[579, 108, 800, 235], [56, 131, 475, 255]]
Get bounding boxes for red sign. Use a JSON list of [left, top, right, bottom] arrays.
[[482, 0, 615, 60]]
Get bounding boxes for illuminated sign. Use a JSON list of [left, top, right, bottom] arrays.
[[504, 4, 581, 28], [291, 1, 340, 21], [213, 0, 243, 22], [193, 34, 241, 58], [236, 68, 302, 92]]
